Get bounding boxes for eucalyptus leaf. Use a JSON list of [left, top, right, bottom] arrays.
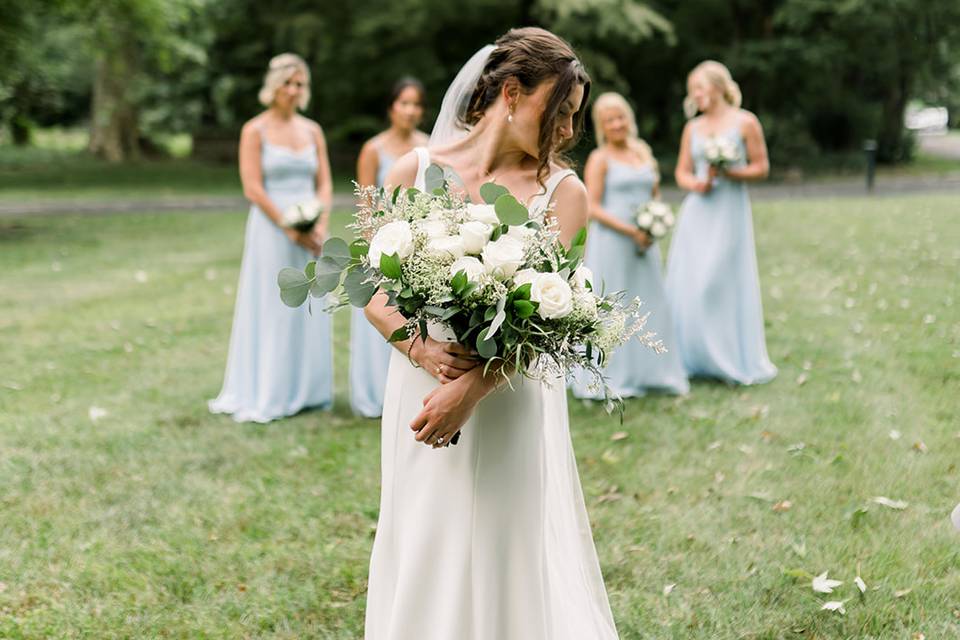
[[486, 308, 507, 339], [494, 194, 530, 226], [424, 163, 445, 193], [480, 182, 509, 204], [389, 326, 409, 342], [323, 237, 352, 267], [278, 268, 311, 307], [476, 331, 498, 359], [343, 268, 377, 307], [312, 256, 343, 296]]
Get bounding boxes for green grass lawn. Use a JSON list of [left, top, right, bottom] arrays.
[[1, 194, 958, 638]]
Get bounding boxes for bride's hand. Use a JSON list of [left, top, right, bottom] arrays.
[[411, 337, 478, 383], [409, 368, 495, 448]]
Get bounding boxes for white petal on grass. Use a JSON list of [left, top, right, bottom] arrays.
[[812, 571, 843, 594], [88, 406, 108, 422], [821, 600, 846, 614], [610, 431, 629, 442], [795, 373, 809, 386], [134, 270, 148, 283], [889, 429, 902, 440], [662, 583, 676, 596], [894, 588, 912, 598], [855, 576, 867, 593], [872, 496, 908, 510]]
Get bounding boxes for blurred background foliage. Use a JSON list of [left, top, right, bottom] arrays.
[[1, 0, 958, 170]]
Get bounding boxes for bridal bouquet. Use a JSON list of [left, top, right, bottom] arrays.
[[702, 135, 740, 169], [277, 164, 664, 408], [635, 200, 675, 248], [282, 198, 324, 232]]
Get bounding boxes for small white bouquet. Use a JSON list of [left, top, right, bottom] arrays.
[[278, 164, 664, 419], [282, 198, 324, 232], [635, 200, 675, 250], [702, 135, 740, 169]]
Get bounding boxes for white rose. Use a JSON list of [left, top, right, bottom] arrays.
[[459, 220, 493, 254], [512, 268, 539, 289], [481, 235, 526, 279], [506, 224, 537, 242], [530, 272, 574, 319], [636, 212, 654, 228], [428, 235, 467, 259], [417, 218, 449, 239], [282, 198, 322, 226], [572, 265, 594, 292], [449, 256, 486, 283], [369, 220, 414, 267], [466, 203, 500, 225], [650, 221, 667, 238], [663, 212, 675, 226], [648, 201, 671, 217]]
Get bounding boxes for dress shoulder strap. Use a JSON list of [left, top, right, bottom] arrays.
[[531, 168, 577, 213], [413, 147, 430, 191]]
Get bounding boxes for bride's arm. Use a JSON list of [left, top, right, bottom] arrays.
[[364, 151, 479, 384], [410, 174, 590, 447]]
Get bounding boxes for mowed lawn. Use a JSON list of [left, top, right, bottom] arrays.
[[0, 193, 958, 639]]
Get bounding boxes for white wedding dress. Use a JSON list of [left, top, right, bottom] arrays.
[[364, 147, 620, 639]]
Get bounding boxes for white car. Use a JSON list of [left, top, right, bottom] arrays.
[[905, 106, 949, 133]]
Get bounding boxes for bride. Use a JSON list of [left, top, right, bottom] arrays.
[[363, 27, 619, 639]]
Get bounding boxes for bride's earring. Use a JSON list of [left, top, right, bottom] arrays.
[[507, 104, 515, 124]]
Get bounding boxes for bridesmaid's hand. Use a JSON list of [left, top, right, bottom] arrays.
[[284, 227, 323, 254], [632, 228, 653, 251], [410, 337, 478, 383], [309, 222, 327, 253], [692, 178, 713, 194]]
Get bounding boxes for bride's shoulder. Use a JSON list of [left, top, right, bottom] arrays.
[[550, 169, 587, 217], [384, 148, 423, 188]]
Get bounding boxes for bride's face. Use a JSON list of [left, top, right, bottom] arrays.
[[512, 80, 585, 158]]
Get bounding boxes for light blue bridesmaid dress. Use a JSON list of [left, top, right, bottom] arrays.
[[571, 158, 689, 399], [348, 144, 395, 417], [664, 122, 777, 385], [209, 137, 333, 422]]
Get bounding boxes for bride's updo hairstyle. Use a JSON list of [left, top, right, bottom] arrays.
[[683, 60, 742, 119], [462, 27, 591, 183]]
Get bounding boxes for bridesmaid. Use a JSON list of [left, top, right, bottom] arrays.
[[350, 78, 429, 418], [665, 60, 777, 385], [571, 92, 688, 398], [209, 53, 334, 422]]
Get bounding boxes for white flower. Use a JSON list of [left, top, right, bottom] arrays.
[[647, 201, 671, 217], [572, 265, 594, 292], [530, 272, 574, 319], [506, 224, 537, 242], [481, 235, 525, 279], [427, 235, 466, 260], [449, 256, 485, 283], [416, 218, 449, 239], [459, 220, 493, 254], [650, 221, 667, 238], [466, 203, 500, 225], [513, 268, 539, 289], [663, 212, 675, 226], [369, 220, 414, 266], [636, 212, 654, 228], [820, 601, 846, 615], [812, 572, 843, 594], [854, 576, 867, 593], [282, 198, 323, 227]]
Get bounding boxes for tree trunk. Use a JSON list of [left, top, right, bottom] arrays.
[[876, 64, 912, 163], [88, 42, 140, 162]]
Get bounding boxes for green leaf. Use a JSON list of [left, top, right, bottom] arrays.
[[343, 268, 376, 307], [480, 182, 509, 204], [513, 299, 535, 318], [440, 306, 461, 321], [451, 270, 467, 296], [476, 331, 498, 359], [311, 257, 343, 296], [494, 194, 530, 226], [350, 239, 369, 260], [278, 268, 311, 307], [379, 253, 402, 279], [572, 227, 588, 248], [513, 282, 532, 301], [484, 306, 497, 321], [406, 187, 419, 202], [425, 163, 445, 193], [391, 185, 402, 204], [424, 305, 447, 317], [322, 237, 351, 267], [388, 326, 409, 342], [486, 308, 507, 339]]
